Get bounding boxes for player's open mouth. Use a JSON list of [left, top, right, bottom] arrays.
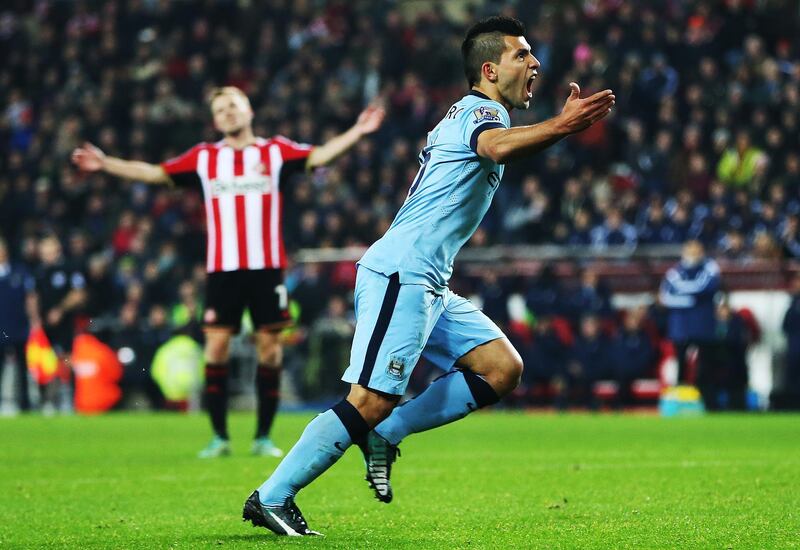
[[526, 75, 536, 97]]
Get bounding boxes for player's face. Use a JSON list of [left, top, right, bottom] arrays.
[[211, 93, 254, 136], [495, 36, 539, 110]]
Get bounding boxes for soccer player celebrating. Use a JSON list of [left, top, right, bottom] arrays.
[[242, 16, 615, 536], [71, 87, 385, 458]]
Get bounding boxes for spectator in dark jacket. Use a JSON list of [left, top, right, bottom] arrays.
[[781, 275, 800, 401], [521, 313, 569, 406], [526, 265, 564, 319], [32, 235, 88, 412], [0, 236, 35, 412], [476, 272, 509, 326], [659, 240, 721, 384], [639, 200, 679, 244], [590, 208, 638, 250], [560, 315, 610, 411], [569, 267, 613, 323], [610, 307, 655, 409], [701, 300, 749, 410], [566, 208, 593, 246]]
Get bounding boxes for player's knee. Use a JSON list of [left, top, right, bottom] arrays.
[[205, 334, 231, 363], [346, 385, 399, 427], [494, 350, 524, 395], [256, 341, 282, 366], [254, 330, 283, 366]]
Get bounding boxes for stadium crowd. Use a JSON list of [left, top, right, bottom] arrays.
[[2, 0, 800, 409]]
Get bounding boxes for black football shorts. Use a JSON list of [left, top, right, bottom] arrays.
[[204, 269, 291, 331]]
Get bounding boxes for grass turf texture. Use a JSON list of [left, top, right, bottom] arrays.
[[1, 412, 799, 549]]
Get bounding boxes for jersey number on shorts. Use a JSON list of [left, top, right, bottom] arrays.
[[274, 284, 288, 310]]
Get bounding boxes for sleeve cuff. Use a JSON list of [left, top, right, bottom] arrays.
[[469, 122, 506, 153]]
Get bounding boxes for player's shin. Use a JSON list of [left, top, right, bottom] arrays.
[[255, 365, 281, 438], [256, 399, 370, 506], [374, 368, 499, 445], [205, 363, 230, 439]]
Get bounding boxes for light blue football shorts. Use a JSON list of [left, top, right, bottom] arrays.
[[341, 266, 505, 395]]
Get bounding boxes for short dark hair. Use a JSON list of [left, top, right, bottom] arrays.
[[461, 16, 527, 87]]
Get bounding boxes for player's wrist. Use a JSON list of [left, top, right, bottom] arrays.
[[550, 113, 572, 137], [99, 155, 110, 171], [351, 125, 366, 139]]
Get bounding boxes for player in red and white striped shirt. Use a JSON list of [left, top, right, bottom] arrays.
[[72, 86, 384, 457]]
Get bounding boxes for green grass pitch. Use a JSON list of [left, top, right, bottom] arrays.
[[2, 411, 799, 549]]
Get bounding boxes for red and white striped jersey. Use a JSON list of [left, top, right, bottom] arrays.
[[161, 136, 313, 273]]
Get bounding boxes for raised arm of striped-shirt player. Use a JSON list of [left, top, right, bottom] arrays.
[[71, 85, 385, 462], [70, 96, 385, 185]]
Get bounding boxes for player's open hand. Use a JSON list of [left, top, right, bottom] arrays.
[[557, 82, 615, 134], [71, 142, 106, 172], [354, 105, 386, 135]]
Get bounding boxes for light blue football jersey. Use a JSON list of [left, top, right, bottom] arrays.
[[359, 91, 510, 292]]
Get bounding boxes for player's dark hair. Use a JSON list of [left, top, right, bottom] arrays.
[[461, 16, 527, 87]]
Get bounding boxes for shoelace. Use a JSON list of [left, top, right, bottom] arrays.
[[286, 502, 308, 528]]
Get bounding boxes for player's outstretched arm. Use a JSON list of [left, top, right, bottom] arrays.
[[306, 105, 386, 169], [477, 82, 615, 164], [71, 142, 170, 184]]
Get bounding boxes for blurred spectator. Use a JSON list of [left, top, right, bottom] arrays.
[[659, 240, 720, 384], [590, 208, 637, 250], [476, 272, 510, 326], [685, 153, 713, 202], [719, 230, 750, 260], [610, 307, 655, 409], [560, 315, 610, 411], [752, 232, 781, 261], [525, 265, 563, 319], [502, 176, 551, 242], [0, 236, 35, 412], [701, 300, 750, 411], [781, 275, 800, 405], [171, 280, 203, 341], [781, 215, 800, 259], [520, 313, 570, 406], [566, 208, 593, 246], [569, 267, 613, 322], [110, 302, 146, 405], [31, 234, 87, 411], [716, 131, 768, 191], [638, 199, 679, 244], [303, 295, 354, 398], [136, 304, 173, 409], [639, 53, 679, 102], [84, 254, 116, 321]]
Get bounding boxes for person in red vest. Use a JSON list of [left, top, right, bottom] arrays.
[[72, 334, 123, 414]]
